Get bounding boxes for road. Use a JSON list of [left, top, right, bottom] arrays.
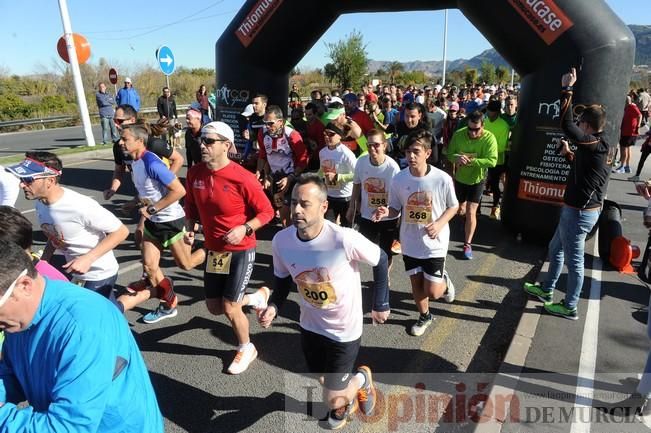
[[13, 154, 544, 432], [0, 125, 104, 158]]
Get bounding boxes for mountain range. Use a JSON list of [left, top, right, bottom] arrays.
[[368, 25, 651, 75]]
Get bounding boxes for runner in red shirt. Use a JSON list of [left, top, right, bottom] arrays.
[[185, 121, 275, 375]]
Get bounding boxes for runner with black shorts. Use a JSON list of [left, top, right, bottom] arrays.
[[258, 174, 390, 430], [347, 128, 400, 267], [373, 129, 458, 337], [116, 124, 205, 323], [185, 121, 275, 375]]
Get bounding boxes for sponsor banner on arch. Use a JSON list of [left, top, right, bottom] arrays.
[[507, 0, 573, 45], [517, 129, 572, 205], [236, 0, 284, 48]]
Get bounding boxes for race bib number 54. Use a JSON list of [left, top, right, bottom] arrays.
[[206, 251, 232, 274], [405, 205, 432, 224]]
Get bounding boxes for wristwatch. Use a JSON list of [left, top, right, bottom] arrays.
[[147, 205, 158, 215], [244, 223, 254, 236]]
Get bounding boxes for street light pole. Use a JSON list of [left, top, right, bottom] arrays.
[[442, 9, 448, 86], [57, 0, 95, 147]]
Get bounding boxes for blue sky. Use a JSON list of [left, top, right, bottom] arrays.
[[0, 0, 646, 76]]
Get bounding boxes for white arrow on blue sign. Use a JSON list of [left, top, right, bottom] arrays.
[[156, 45, 175, 76]]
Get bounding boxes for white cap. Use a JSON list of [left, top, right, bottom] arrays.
[[201, 121, 234, 143], [434, 84, 442, 91], [124, 77, 132, 83], [241, 104, 254, 117], [329, 96, 344, 105]]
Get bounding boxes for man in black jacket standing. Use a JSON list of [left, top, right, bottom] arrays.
[[524, 67, 610, 320]]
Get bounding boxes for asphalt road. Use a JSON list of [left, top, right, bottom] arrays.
[[12, 154, 545, 433], [0, 125, 105, 158]]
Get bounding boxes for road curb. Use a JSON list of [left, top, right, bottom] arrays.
[[472, 262, 549, 433], [57, 147, 115, 165]]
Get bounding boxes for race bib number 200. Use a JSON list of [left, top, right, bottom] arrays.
[[297, 281, 337, 308], [206, 251, 232, 274]]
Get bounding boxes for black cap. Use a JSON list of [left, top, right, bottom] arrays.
[[324, 122, 345, 137]]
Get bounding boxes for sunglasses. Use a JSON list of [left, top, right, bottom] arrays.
[[201, 137, 229, 145], [114, 118, 127, 125], [0, 269, 27, 308], [323, 130, 338, 137], [263, 120, 279, 126], [468, 126, 482, 132], [21, 174, 56, 184]]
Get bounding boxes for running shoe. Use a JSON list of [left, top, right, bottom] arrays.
[[410, 313, 433, 336], [490, 206, 501, 220], [543, 300, 578, 320], [629, 175, 640, 182], [356, 366, 376, 415], [523, 282, 553, 303], [227, 344, 258, 375], [249, 286, 270, 312], [142, 304, 178, 324], [463, 244, 473, 260], [390, 240, 402, 255], [443, 270, 455, 303], [625, 166, 632, 173], [321, 399, 358, 430]]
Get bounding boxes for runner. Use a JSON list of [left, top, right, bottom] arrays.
[[347, 129, 400, 268], [373, 129, 458, 336], [116, 123, 205, 323], [184, 121, 275, 374], [258, 173, 390, 430], [6, 152, 129, 305], [318, 123, 357, 227]]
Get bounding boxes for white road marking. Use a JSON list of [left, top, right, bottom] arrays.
[[569, 237, 602, 433]]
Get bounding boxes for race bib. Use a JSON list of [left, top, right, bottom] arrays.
[[405, 205, 432, 224], [297, 280, 337, 308], [206, 251, 232, 274], [367, 192, 388, 208]]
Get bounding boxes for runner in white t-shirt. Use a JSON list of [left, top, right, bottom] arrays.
[[6, 152, 129, 306], [373, 129, 459, 337], [347, 129, 400, 268], [318, 123, 357, 227], [257, 174, 390, 430], [0, 165, 20, 207]]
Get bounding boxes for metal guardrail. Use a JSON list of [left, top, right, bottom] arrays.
[[0, 104, 192, 130]]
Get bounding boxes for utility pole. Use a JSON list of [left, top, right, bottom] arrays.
[[442, 9, 448, 86], [57, 0, 95, 147]]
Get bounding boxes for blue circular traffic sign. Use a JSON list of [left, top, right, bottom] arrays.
[[156, 45, 175, 76]]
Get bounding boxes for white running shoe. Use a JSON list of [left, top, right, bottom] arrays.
[[227, 344, 258, 375], [443, 270, 455, 303]]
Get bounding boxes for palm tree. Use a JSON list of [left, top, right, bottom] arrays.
[[388, 61, 404, 84]]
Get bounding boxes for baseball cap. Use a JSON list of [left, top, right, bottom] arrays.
[[329, 96, 344, 105], [366, 93, 378, 103], [343, 93, 358, 103], [6, 158, 61, 179], [324, 123, 345, 137], [201, 121, 234, 143], [241, 104, 254, 117], [449, 102, 460, 112], [124, 77, 132, 83]]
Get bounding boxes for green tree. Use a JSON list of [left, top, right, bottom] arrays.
[[388, 61, 404, 84], [325, 30, 369, 89], [446, 70, 465, 86], [495, 66, 511, 85], [464, 67, 478, 86], [479, 62, 496, 85]]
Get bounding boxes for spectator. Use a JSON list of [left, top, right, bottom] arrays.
[[185, 108, 203, 169], [289, 83, 301, 109], [115, 77, 140, 112], [638, 88, 651, 127], [613, 95, 642, 174], [0, 239, 164, 433], [95, 82, 119, 144], [196, 84, 210, 123], [629, 131, 651, 182], [156, 87, 177, 121]]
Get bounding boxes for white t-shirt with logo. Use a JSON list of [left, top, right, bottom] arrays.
[[319, 144, 357, 198], [272, 220, 381, 342], [35, 187, 123, 281], [388, 165, 458, 259], [353, 154, 400, 221]]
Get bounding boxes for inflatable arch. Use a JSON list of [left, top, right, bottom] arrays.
[[215, 0, 635, 239]]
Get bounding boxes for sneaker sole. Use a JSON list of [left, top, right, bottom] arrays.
[[410, 321, 432, 336], [322, 401, 358, 431], [544, 307, 578, 321], [142, 308, 178, 324]]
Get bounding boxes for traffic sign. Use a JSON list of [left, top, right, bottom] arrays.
[[156, 45, 175, 76], [108, 68, 118, 85]]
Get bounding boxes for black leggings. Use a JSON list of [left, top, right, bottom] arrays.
[[487, 164, 508, 207], [327, 197, 351, 227], [636, 149, 651, 177]]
